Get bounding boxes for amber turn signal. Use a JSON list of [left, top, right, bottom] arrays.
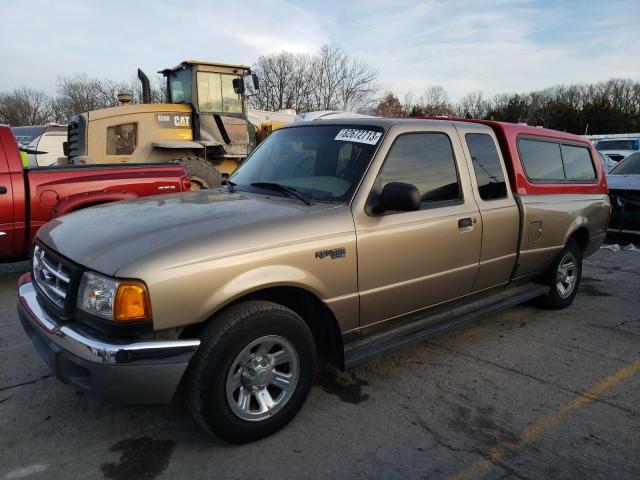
[[114, 281, 152, 322]]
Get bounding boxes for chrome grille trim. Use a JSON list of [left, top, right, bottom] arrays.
[[32, 245, 71, 308]]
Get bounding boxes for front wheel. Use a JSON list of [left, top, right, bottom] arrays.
[[537, 239, 582, 309], [187, 301, 316, 443]]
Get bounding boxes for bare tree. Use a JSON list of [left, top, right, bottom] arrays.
[[416, 86, 453, 116], [0, 87, 54, 126], [250, 51, 314, 112], [251, 44, 378, 113], [51, 74, 119, 123], [454, 91, 488, 118]]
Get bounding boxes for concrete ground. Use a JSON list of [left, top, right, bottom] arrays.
[[1, 248, 639, 480]]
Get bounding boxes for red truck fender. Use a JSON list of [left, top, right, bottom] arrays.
[[52, 190, 140, 217]]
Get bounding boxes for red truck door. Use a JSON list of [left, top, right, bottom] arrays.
[[0, 138, 15, 256]]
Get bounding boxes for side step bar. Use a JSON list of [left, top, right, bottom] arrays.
[[344, 283, 549, 369]]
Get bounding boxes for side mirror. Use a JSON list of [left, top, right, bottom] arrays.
[[378, 182, 421, 213], [232, 78, 245, 94]]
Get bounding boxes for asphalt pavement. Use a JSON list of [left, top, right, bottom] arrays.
[[1, 248, 639, 480]]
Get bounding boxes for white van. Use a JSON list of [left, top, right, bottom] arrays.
[[11, 124, 67, 167]]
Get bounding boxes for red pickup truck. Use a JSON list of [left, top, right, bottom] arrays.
[[0, 125, 191, 260]]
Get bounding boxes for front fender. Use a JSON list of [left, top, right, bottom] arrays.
[[197, 265, 328, 322]]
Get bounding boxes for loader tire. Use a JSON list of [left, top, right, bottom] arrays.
[[174, 156, 222, 190]]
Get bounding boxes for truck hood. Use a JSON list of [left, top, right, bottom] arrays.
[[36, 190, 344, 276]]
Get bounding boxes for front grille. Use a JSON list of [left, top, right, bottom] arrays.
[[32, 245, 71, 308], [31, 244, 83, 320]]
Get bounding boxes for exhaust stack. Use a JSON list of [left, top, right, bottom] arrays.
[[138, 68, 151, 104]]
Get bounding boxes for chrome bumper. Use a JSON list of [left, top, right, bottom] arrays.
[[17, 274, 200, 404]]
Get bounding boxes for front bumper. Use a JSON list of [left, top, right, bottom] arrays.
[[17, 273, 200, 404]]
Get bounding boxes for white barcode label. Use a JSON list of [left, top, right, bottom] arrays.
[[334, 129, 382, 145]]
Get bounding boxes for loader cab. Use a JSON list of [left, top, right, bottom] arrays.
[[162, 60, 260, 165], [163, 60, 258, 116]]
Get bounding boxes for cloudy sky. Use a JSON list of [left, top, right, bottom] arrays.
[[1, 0, 638, 100]]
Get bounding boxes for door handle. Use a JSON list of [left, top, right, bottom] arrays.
[[0, 186, 7, 194], [458, 217, 473, 229]]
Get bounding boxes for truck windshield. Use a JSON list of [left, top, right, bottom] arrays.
[[230, 125, 384, 202], [168, 69, 192, 104]]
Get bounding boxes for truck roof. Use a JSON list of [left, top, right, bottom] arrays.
[[286, 117, 494, 132]]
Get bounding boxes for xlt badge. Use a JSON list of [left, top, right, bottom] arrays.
[[315, 248, 346, 259]]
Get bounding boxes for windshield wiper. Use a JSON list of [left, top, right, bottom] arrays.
[[224, 179, 236, 193], [250, 182, 313, 206]]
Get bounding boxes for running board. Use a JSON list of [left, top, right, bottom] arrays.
[[344, 283, 549, 369]]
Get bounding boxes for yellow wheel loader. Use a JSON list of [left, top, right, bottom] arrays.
[[65, 60, 295, 188]]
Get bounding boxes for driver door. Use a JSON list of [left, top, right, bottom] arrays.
[[352, 125, 482, 329]]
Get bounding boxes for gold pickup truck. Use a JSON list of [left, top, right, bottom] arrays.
[[17, 118, 610, 443]]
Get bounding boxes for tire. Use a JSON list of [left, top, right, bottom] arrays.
[[537, 239, 582, 309], [174, 156, 222, 189], [186, 301, 316, 443]]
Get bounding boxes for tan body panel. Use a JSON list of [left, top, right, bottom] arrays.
[[454, 123, 520, 292], [111, 202, 360, 332], [37, 118, 611, 340], [514, 193, 609, 279], [351, 123, 482, 329]]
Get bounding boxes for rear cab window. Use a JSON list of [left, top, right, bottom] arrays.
[[518, 137, 596, 183]]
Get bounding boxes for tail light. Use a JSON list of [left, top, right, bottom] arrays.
[[180, 175, 192, 191]]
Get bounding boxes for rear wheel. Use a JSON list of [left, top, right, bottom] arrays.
[[174, 156, 222, 190], [538, 239, 582, 309], [187, 301, 316, 443]]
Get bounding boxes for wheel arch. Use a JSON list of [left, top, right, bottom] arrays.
[[181, 285, 345, 370], [567, 225, 590, 252]]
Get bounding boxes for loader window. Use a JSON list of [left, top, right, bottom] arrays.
[[221, 75, 242, 113], [106, 123, 137, 155], [197, 72, 243, 114], [168, 68, 192, 104]]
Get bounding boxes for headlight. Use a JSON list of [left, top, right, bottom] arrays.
[[78, 271, 151, 322]]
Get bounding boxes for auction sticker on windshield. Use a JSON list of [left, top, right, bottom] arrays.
[[335, 129, 382, 145]]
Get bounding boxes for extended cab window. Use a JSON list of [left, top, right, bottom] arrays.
[[518, 138, 565, 181], [465, 133, 507, 200], [561, 144, 596, 180], [379, 133, 461, 205], [106, 123, 137, 155]]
